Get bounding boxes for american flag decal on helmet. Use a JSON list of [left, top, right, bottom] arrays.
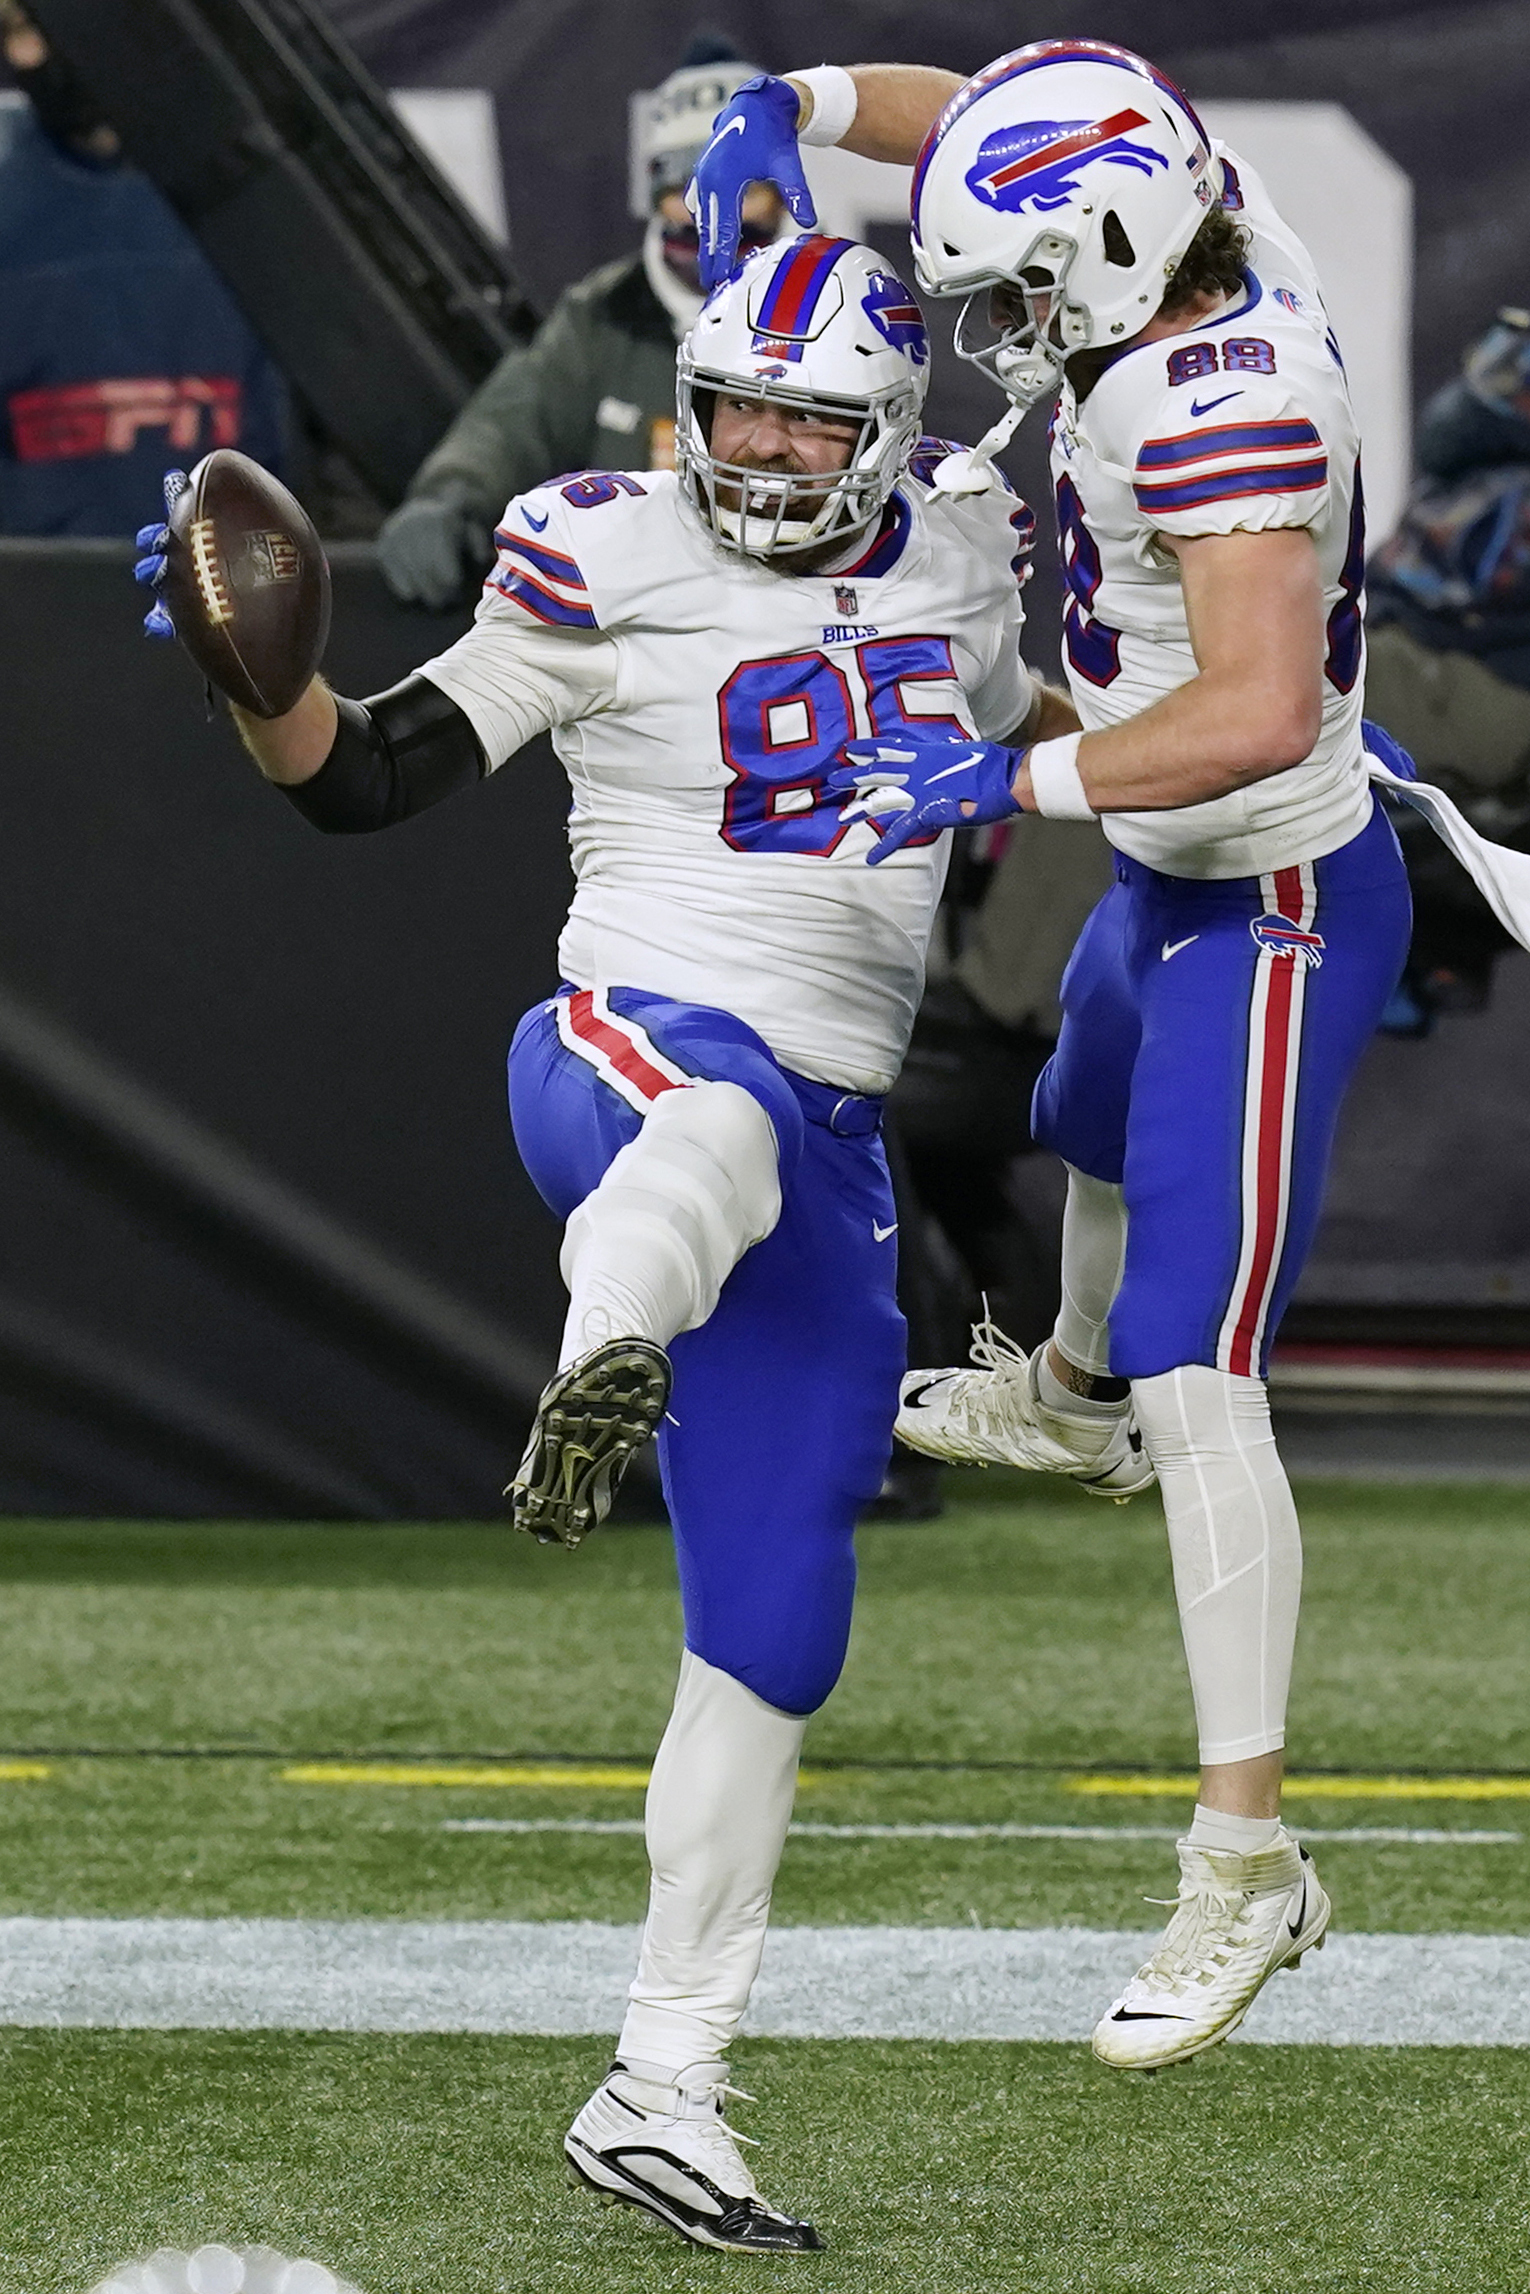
[[1250, 912, 1326, 968]]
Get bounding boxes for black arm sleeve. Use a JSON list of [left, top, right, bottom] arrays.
[[277, 673, 487, 833]]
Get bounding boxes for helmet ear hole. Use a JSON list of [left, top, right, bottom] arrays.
[[1102, 210, 1136, 269]]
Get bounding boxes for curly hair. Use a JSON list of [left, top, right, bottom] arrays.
[[1160, 204, 1251, 318]]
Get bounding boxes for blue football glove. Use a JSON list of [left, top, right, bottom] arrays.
[[1361, 717, 1419, 781], [687, 74, 817, 294], [828, 730, 1026, 865], [133, 467, 191, 637]]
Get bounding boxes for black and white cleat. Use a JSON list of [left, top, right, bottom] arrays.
[[566, 2063, 823, 2253], [508, 1338, 671, 1547]]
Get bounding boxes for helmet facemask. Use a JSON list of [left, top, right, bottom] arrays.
[[677, 371, 917, 561], [948, 231, 1097, 411]]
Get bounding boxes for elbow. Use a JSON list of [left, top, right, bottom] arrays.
[[1269, 701, 1323, 771], [1229, 688, 1324, 781]]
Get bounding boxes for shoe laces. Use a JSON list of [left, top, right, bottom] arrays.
[[1136, 1877, 1257, 1993], [923, 1310, 1033, 1428], [967, 1305, 1030, 1378], [673, 2077, 761, 2150]]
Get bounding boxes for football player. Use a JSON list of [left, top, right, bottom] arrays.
[[137, 235, 1074, 2246], [691, 43, 1411, 2070]]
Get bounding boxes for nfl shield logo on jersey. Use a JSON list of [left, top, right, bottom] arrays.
[[835, 584, 859, 617], [1250, 913, 1326, 969]]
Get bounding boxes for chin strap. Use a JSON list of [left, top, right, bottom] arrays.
[[932, 338, 1066, 496], [929, 402, 1025, 496]]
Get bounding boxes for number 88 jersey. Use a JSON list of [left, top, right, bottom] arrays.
[[420, 459, 1033, 1097], [1051, 143, 1369, 882]]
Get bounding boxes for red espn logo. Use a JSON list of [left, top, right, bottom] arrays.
[[9, 376, 242, 463]]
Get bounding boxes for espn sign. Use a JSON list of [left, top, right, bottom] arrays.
[[9, 376, 242, 463]]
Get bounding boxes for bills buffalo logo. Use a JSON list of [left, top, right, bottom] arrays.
[[1250, 913, 1326, 968], [861, 274, 929, 364], [966, 109, 1169, 215]]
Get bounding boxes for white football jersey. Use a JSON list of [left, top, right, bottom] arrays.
[[419, 459, 1033, 1095], [1051, 143, 1370, 879]]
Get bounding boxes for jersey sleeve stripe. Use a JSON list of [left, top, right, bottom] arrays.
[[494, 532, 587, 585], [487, 566, 599, 627], [1137, 419, 1323, 470], [1134, 460, 1328, 512]]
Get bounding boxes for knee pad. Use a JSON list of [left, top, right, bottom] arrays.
[[560, 1081, 783, 1351]]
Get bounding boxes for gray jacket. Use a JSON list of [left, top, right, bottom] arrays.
[[408, 251, 683, 519]]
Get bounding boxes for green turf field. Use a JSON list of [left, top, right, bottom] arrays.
[[0, 1474, 1526, 2292]]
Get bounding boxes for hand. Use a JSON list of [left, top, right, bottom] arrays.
[[1361, 717, 1419, 782], [378, 492, 491, 609], [132, 467, 191, 637], [828, 730, 1025, 865], [687, 75, 816, 294]]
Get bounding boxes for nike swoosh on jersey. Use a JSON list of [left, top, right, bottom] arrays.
[[523, 508, 550, 531], [873, 1220, 898, 1241], [1161, 935, 1199, 961], [1189, 390, 1244, 417]]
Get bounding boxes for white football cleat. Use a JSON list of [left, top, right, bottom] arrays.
[[565, 2062, 823, 2253], [1092, 1834, 1331, 2070], [895, 1318, 1153, 1500]]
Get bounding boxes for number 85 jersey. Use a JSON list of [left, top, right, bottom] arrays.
[[419, 460, 1034, 1096], [1052, 145, 1369, 881]]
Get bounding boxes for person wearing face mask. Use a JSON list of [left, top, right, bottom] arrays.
[[0, 0, 286, 535], [376, 36, 787, 610]]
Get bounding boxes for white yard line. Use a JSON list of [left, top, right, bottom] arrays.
[[0, 1918, 1526, 2045], [439, 1818, 1518, 1845]]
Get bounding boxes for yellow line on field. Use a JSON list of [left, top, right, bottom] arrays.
[[282, 1762, 830, 1792], [283, 1763, 653, 1790], [1068, 1774, 1530, 1801], [0, 1761, 48, 1781]]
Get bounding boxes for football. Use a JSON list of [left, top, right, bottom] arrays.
[[160, 449, 331, 719]]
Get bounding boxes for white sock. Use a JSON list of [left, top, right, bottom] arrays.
[[1187, 1803, 1283, 1854], [1037, 1350, 1123, 1419], [618, 1650, 805, 2074], [1130, 1364, 1301, 1765], [1053, 1166, 1127, 1378], [558, 1081, 781, 1367]]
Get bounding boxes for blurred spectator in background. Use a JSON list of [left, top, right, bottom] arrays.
[[1367, 307, 1530, 1025], [379, 35, 787, 607], [0, 0, 286, 535]]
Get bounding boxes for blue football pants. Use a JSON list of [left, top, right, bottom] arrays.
[[509, 986, 905, 1715], [1033, 803, 1412, 1379]]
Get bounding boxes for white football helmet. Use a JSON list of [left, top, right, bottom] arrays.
[[911, 39, 1224, 410], [676, 234, 929, 559]]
